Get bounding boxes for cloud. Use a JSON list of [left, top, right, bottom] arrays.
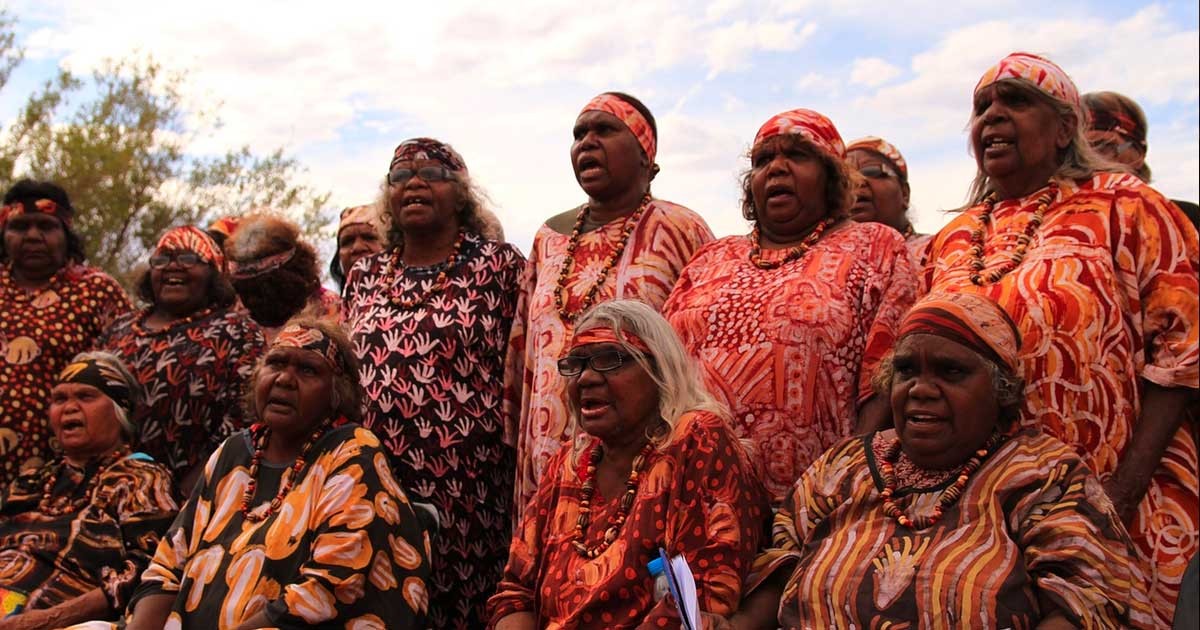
[[849, 57, 901, 87]]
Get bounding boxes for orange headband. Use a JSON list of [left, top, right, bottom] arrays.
[[581, 94, 657, 164], [569, 326, 651, 354], [274, 324, 346, 375]]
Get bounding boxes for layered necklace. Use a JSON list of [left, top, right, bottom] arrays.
[[749, 215, 837, 270], [130, 305, 218, 336], [555, 194, 651, 322], [383, 231, 466, 309], [240, 420, 331, 523], [879, 431, 1003, 529], [572, 441, 655, 559], [38, 446, 129, 516], [968, 183, 1058, 286]]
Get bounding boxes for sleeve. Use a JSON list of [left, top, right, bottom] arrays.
[[206, 321, 266, 458], [96, 462, 180, 611], [626, 207, 714, 310], [501, 241, 538, 450], [638, 416, 771, 628], [261, 431, 430, 629], [90, 273, 134, 347], [857, 230, 918, 404]]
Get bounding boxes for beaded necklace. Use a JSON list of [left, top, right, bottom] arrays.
[[968, 183, 1057, 286], [901, 223, 915, 239], [382, 231, 466, 309], [879, 432, 1003, 529], [37, 446, 129, 516], [129, 305, 218, 336], [554, 194, 651, 322], [748, 215, 837, 270], [240, 420, 330, 523], [572, 441, 655, 559]]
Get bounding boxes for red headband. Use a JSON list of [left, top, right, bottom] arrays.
[[390, 138, 468, 174], [0, 198, 70, 228], [897, 292, 1021, 373], [847, 136, 908, 180], [753, 109, 845, 159], [569, 326, 651, 355], [581, 94, 657, 164], [274, 324, 346, 375], [975, 52, 1081, 112], [155, 226, 225, 272]]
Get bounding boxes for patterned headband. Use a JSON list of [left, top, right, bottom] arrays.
[[227, 247, 296, 280], [847, 136, 908, 181], [568, 326, 652, 355], [753, 108, 846, 159], [155, 226, 226, 272], [581, 94, 658, 164], [338, 204, 382, 236], [58, 359, 133, 413], [274, 324, 346, 375], [207, 216, 241, 239], [974, 52, 1081, 112], [1087, 109, 1145, 144], [897, 291, 1022, 373], [0, 198, 71, 228], [390, 138, 468, 174]]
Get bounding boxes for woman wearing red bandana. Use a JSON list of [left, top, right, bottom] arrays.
[[922, 52, 1199, 626], [0, 180, 131, 488], [100, 226, 266, 495], [662, 109, 917, 505], [504, 92, 713, 517]]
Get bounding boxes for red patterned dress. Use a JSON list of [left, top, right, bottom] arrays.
[[924, 173, 1199, 626], [345, 233, 525, 629], [662, 222, 917, 503], [504, 200, 712, 513], [488, 410, 769, 629], [0, 264, 130, 486]]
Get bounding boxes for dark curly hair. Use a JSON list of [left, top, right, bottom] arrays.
[[0, 179, 88, 263], [738, 134, 858, 223]]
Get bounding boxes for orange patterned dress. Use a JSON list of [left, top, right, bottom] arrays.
[[924, 173, 1199, 626], [488, 411, 769, 629], [662, 222, 917, 503], [504, 200, 712, 513]]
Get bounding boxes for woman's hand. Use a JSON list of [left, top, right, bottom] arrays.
[[0, 588, 110, 630]]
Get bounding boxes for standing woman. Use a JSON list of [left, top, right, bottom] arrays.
[[845, 136, 933, 269], [344, 138, 525, 629], [329, 203, 385, 295], [505, 92, 713, 512], [662, 110, 917, 503], [101, 226, 266, 495], [0, 180, 131, 487], [924, 52, 1199, 625]]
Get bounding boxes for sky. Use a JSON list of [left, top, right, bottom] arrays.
[[2, 0, 1198, 256]]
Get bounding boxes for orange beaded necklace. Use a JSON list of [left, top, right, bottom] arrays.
[[572, 441, 655, 559], [554, 194, 651, 322], [968, 183, 1057, 286], [748, 215, 837, 270], [383, 230, 466, 309], [879, 432, 1003, 529]]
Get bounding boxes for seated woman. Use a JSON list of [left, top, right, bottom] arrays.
[[120, 316, 430, 630], [489, 300, 769, 629], [735, 292, 1154, 629], [0, 352, 177, 630]]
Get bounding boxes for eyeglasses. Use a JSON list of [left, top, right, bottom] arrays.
[[858, 164, 897, 180], [557, 350, 635, 377], [148, 252, 202, 269], [1091, 139, 1141, 155], [387, 166, 457, 185]]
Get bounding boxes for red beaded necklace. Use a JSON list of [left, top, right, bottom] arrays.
[[572, 441, 655, 559], [554, 194, 651, 322], [968, 183, 1057, 286], [879, 432, 1002, 529], [38, 446, 129, 516], [748, 215, 837, 270], [130, 304, 218, 336], [240, 420, 330, 523], [383, 230, 466, 309]]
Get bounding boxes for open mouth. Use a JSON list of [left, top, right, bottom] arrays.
[[264, 393, 295, 415], [576, 155, 604, 178], [578, 395, 611, 420], [850, 193, 875, 215], [161, 276, 189, 287], [59, 418, 85, 432], [401, 193, 432, 211], [904, 412, 946, 428], [765, 181, 795, 203], [982, 134, 1014, 156]]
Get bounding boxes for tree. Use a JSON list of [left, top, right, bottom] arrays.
[[0, 14, 332, 287]]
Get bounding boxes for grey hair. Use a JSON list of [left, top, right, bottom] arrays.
[[376, 171, 503, 249], [964, 78, 1129, 207], [872, 346, 1026, 428], [68, 351, 143, 443]]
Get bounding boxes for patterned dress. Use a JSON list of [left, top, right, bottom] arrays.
[[0, 450, 177, 615], [754, 430, 1154, 629], [100, 307, 266, 490], [345, 233, 525, 630], [924, 174, 1199, 625], [505, 200, 713, 513], [0, 264, 131, 486], [663, 222, 917, 503], [128, 425, 431, 629], [488, 411, 770, 629]]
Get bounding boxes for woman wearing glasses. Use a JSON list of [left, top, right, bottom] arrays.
[[845, 137, 933, 269], [489, 300, 768, 629], [101, 226, 265, 494], [343, 137, 524, 629]]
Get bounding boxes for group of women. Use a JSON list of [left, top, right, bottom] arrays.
[[0, 50, 1195, 629]]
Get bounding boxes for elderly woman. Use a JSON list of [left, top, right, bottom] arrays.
[[344, 138, 525, 629], [0, 352, 177, 630], [734, 292, 1154, 629], [225, 213, 341, 342], [662, 109, 917, 504], [121, 317, 430, 629], [924, 52, 1199, 625], [845, 136, 932, 268], [100, 226, 266, 494], [505, 92, 714, 513], [329, 203, 384, 294], [0, 180, 131, 487], [489, 300, 768, 629]]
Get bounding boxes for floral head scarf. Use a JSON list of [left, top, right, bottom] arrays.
[[847, 136, 908, 181], [753, 109, 846, 159], [580, 93, 658, 164], [155, 226, 225, 272]]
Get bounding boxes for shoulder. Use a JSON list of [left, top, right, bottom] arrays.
[[70, 265, 126, 292], [476, 238, 527, 265], [836, 220, 907, 249], [690, 234, 749, 260], [105, 456, 174, 484], [645, 199, 711, 231], [106, 310, 139, 336], [215, 306, 265, 336], [543, 206, 586, 235]]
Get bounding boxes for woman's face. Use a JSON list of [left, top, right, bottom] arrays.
[[50, 382, 124, 461], [889, 334, 999, 469], [3, 213, 68, 281], [149, 249, 212, 316], [571, 110, 647, 202], [847, 149, 909, 231], [749, 136, 830, 243], [387, 159, 461, 235], [337, 223, 383, 275], [971, 82, 1072, 195], [565, 342, 661, 446], [254, 346, 334, 440]]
